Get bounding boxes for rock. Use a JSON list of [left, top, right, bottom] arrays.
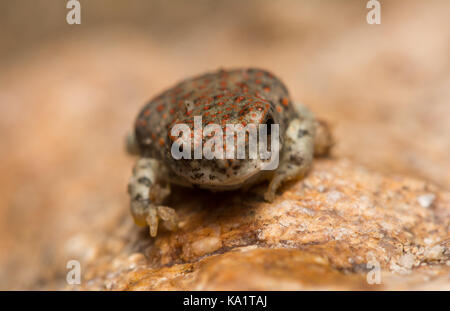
[[417, 194, 436, 208], [61, 159, 448, 291]]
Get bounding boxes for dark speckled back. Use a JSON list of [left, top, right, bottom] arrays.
[[134, 68, 297, 161]]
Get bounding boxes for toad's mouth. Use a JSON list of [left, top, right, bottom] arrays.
[[191, 165, 273, 191], [173, 157, 275, 191]]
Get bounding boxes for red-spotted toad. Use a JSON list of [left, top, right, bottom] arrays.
[[127, 68, 332, 236]]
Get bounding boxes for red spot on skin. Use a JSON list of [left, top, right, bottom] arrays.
[[255, 96, 269, 103], [236, 96, 245, 102], [282, 98, 289, 107]]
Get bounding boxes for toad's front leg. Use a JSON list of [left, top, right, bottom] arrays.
[[128, 158, 178, 237], [264, 104, 332, 201]]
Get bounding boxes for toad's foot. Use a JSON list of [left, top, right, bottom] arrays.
[[128, 158, 178, 237], [131, 200, 178, 237], [313, 119, 333, 157]]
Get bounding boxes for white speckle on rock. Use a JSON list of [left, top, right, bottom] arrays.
[[398, 254, 415, 270], [127, 253, 146, 269], [417, 193, 435, 208], [191, 236, 222, 257], [424, 238, 434, 245], [276, 200, 297, 213], [278, 219, 292, 227], [380, 221, 393, 231], [296, 205, 316, 216], [356, 196, 372, 210], [424, 245, 445, 261], [389, 261, 411, 275], [334, 228, 353, 240], [326, 190, 344, 203]]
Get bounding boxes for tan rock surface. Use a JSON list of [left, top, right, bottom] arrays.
[[61, 159, 448, 290], [0, 0, 449, 290]]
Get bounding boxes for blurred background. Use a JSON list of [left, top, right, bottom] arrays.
[[0, 0, 449, 289]]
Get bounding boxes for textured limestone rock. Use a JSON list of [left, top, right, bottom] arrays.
[[61, 159, 449, 290]]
